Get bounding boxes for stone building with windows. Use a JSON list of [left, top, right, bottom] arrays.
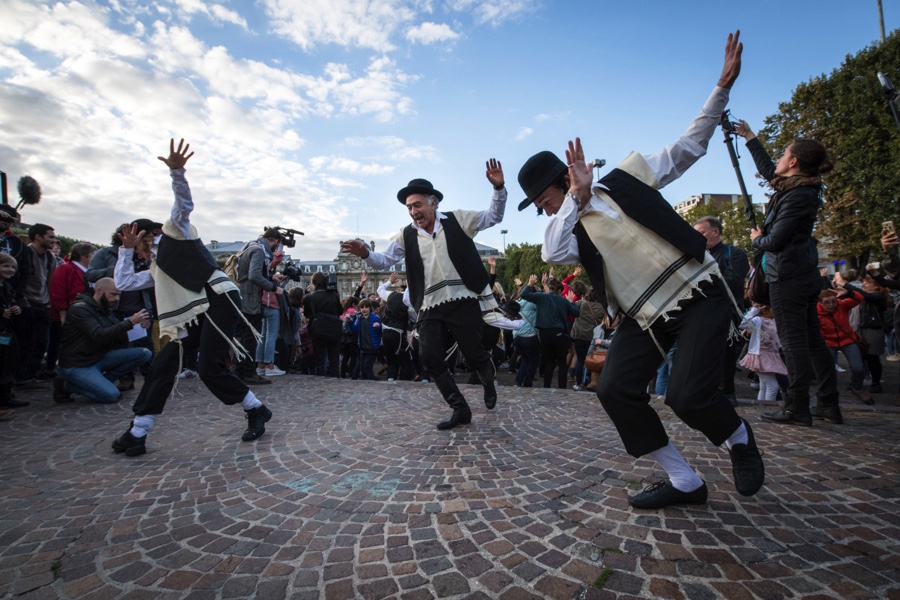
[[206, 238, 499, 297]]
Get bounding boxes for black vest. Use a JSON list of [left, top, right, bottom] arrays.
[[403, 212, 490, 313], [156, 236, 219, 293], [574, 168, 707, 310]]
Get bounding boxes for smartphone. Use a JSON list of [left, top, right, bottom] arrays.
[[884, 220, 897, 236]]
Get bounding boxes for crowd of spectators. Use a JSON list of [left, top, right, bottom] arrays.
[[0, 199, 897, 422]]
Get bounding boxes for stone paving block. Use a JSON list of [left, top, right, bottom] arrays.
[[0, 376, 898, 599]]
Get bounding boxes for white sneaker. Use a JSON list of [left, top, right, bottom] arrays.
[[834, 363, 846, 373], [256, 367, 266, 376], [264, 367, 286, 377], [886, 354, 900, 362], [387, 378, 395, 382], [420, 378, 429, 384], [178, 368, 198, 379]]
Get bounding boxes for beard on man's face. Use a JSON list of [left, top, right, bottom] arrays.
[[99, 294, 117, 310]]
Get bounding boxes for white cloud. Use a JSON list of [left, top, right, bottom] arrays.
[[446, 0, 539, 25], [515, 127, 533, 141], [309, 155, 395, 176], [0, 0, 421, 258], [406, 22, 459, 45], [260, 0, 415, 52], [170, 0, 248, 28]]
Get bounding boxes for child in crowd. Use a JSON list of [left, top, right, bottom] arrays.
[[0, 252, 23, 417], [351, 299, 382, 380], [739, 304, 787, 405]]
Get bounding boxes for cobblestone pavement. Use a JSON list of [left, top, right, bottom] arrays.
[[0, 366, 898, 600]]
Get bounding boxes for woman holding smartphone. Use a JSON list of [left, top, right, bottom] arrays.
[[735, 121, 841, 425]]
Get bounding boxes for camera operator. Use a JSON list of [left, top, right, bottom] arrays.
[[234, 228, 284, 385], [735, 120, 840, 426], [256, 249, 287, 377], [303, 272, 343, 377]]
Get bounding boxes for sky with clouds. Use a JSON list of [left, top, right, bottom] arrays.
[[0, 0, 895, 259]]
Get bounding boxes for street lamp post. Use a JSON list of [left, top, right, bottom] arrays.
[[500, 229, 508, 254]]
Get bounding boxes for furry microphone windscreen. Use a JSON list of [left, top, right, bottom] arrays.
[[17, 175, 41, 207]]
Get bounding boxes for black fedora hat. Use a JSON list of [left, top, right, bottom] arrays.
[[501, 299, 521, 318], [397, 178, 443, 204], [517, 151, 567, 211], [131, 218, 164, 233]]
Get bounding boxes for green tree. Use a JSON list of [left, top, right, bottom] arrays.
[[756, 29, 900, 268], [496, 243, 582, 294]]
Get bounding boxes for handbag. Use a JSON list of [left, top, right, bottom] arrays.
[[747, 253, 769, 305], [584, 349, 607, 373]]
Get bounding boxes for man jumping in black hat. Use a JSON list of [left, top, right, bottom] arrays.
[[341, 160, 506, 430], [516, 31, 764, 510]]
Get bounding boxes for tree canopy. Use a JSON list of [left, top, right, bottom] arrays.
[[756, 29, 900, 267]]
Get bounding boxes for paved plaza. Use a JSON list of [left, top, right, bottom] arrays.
[[0, 367, 898, 599]]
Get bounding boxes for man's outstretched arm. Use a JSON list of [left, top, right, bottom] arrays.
[[644, 30, 743, 190]]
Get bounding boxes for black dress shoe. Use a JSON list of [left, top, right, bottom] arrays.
[[729, 419, 765, 497], [810, 405, 844, 424], [112, 428, 147, 457], [242, 405, 273, 441], [761, 409, 812, 426], [436, 406, 472, 430], [116, 374, 135, 392], [53, 377, 74, 403], [241, 373, 272, 385], [628, 481, 708, 509]]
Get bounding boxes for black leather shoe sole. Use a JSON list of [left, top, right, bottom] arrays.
[[628, 481, 708, 509]]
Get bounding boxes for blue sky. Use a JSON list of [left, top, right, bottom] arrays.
[[0, 0, 895, 259]]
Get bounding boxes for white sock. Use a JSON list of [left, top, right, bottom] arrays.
[[130, 414, 155, 438], [725, 421, 748, 449], [241, 390, 262, 411], [648, 442, 704, 492]]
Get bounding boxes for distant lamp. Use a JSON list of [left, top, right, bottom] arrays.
[[500, 229, 508, 254]]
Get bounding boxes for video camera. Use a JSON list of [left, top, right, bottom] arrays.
[[266, 225, 304, 249], [281, 259, 303, 282]]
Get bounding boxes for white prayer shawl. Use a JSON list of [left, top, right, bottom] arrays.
[[392, 209, 497, 314], [155, 220, 244, 347], [581, 152, 724, 330]]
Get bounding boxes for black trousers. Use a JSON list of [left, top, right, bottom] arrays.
[[132, 290, 249, 416], [769, 273, 838, 409], [15, 304, 50, 381], [418, 299, 491, 401], [382, 328, 412, 380], [539, 328, 570, 389], [596, 281, 742, 457], [313, 335, 340, 377], [514, 334, 540, 387]]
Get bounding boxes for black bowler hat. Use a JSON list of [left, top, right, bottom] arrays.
[[131, 218, 163, 233], [501, 299, 521, 318], [517, 151, 567, 212], [397, 178, 443, 204]]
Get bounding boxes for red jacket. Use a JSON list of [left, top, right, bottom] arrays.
[[817, 289, 862, 348], [49, 261, 89, 322]]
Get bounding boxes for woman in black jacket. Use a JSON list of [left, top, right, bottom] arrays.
[[736, 122, 840, 425]]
